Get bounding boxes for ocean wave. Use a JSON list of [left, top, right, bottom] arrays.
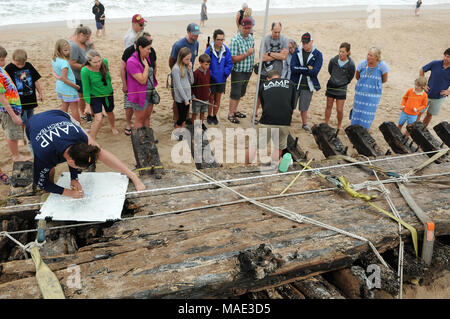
[[1, 0, 449, 26]]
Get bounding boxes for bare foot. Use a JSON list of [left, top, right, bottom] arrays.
[[12, 155, 33, 162], [111, 128, 119, 135]]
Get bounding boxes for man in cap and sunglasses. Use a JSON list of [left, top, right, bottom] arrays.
[[124, 14, 147, 48]]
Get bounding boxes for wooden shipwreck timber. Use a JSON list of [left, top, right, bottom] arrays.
[[0, 121, 449, 299]]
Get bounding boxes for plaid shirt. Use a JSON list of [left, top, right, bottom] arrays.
[[230, 32, 255, 73]]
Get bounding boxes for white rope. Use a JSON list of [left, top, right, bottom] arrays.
[[1, 148, 449, 212], [0, 231, 46, 259], [193, 170, 390, 269], [5, 186, 339, 236], [3, 171, 449, 237], [364, 156, 404, 299]]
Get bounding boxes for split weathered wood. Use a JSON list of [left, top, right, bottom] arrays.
[[7, 161, 35, 206], [433, 121, 450, 148], [379, 122, 416, 154], [407, 122, 446, 162], [185, 124, 222, 169], [130, 127, 164, 178], [291, 275, 345, 299], [312, 123, 347, 158], [286, 134, 307, 162], [345, 125, 385, 157], [0, 155, 449, 298]]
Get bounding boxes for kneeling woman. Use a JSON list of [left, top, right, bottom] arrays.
[[26, 110, 145, 198], [81, 49, 118, 140]]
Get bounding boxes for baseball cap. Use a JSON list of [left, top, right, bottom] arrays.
[[301, 32, 313, 43], [132, 14, 147, 25], [187, 23, 201, 35], [241, 17, 252, 28]]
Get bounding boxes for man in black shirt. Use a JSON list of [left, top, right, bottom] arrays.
[[246, 69, 296, 164], [120, 31, 157, 135]]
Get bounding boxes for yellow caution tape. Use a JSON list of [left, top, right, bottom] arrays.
[[338, 176, 419, 257], [29, 246, 65, 299], [133, 165, 164, 172]]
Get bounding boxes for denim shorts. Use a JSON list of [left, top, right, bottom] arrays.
[[192, 100, 208, 114], [21, 109, 34, 127], [57, 93, 79, 103], [398, 111, 418, 126]]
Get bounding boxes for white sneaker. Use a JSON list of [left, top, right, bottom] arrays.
[[302, 124, 312, 134]]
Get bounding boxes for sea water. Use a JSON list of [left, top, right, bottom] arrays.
[[1, 0, 449, 27]]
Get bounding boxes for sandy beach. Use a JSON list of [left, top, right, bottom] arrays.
[[0, 5, 449, 298]]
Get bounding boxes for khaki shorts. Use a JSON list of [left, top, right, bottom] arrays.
[[0, 111, 23, 140], [251, 124, 290, 150], [424, 98, 446, 116]]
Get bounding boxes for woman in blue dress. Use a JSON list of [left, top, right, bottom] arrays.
[[351, 47, 389, 130]]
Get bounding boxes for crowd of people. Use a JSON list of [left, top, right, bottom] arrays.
[[0, 2, 449, 198]]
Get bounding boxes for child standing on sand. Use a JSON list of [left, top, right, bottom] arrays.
[[0, 46, 31, 162], [5, 49, 43, 145], [52, 39, 81, 123], [192, 54, 211, 131], [171, 47, 194, 140], [81, 49, 118, 140], [398, 76, 428, 132]]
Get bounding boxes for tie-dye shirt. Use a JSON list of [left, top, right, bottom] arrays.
[[0, 67, 21, 115]]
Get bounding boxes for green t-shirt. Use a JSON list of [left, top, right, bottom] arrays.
[[80, 58, 113, 105]]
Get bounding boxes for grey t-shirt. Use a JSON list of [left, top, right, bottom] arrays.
[[123, 28, 137, 48], [261, 34, 289, 77], [69, 40, 92, 80]]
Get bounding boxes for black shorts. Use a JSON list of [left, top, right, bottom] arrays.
[[230, 71, 252, 100], [325, 89, 346, 100], [76, 78, 83, 94], [90, 95, 115, 114], [210, 82, 226, 94]]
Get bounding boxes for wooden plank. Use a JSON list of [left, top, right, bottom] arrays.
[[292, 275, 345, 299]]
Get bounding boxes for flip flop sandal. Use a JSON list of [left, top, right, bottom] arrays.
[[227, 115, 240, 124], [124, 128, 132, 136], [234, 111, 246, 118], [0, 173, 9, 185]]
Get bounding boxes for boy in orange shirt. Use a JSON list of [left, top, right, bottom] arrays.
[[398, 77, 428, 132]]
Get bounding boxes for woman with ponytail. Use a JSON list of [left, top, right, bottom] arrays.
[[81, 49, 118, 140], [126, 36, 155, 130], [26, 110, 145, 198]]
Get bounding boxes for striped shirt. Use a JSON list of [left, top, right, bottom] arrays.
[[230, 32, 255, 73]]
